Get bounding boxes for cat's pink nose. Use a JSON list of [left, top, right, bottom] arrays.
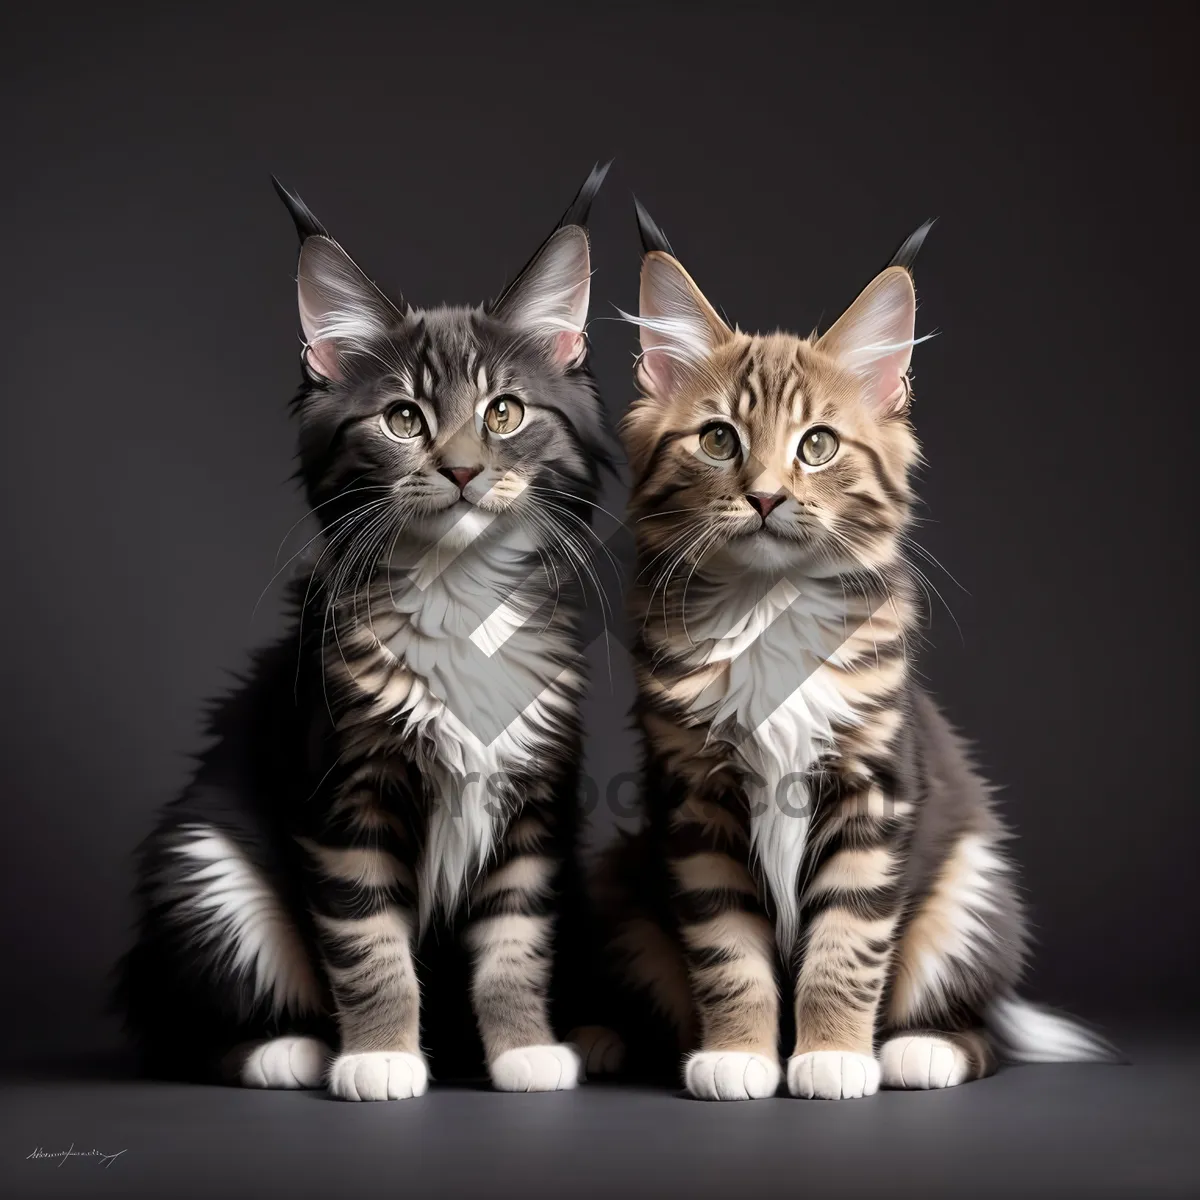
[[746, 491, 786, 519], [439, 466, 483, 491]]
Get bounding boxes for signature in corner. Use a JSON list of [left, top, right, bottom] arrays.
[[27, 1143, 127, 1168]]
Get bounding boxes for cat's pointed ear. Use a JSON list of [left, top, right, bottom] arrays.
[[296, 236, 402, 381], [816, 265, 917, 415], [491, 226, 592, 367], [274, 178, 404, 381], [490, 161, 611, 369], [635, 245, 732, 400]]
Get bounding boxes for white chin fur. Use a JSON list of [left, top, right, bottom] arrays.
[[714, 534, 809, 574]]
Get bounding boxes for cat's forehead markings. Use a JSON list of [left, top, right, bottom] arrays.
[[730, 350, 776, 423], [746, 363, 765, 411], [476, 363, 489, 395], [782, 372, 805, 425]]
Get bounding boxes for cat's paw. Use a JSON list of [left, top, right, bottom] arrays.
[[568, 1026, 626, 1077], [787, 1050, 880, 1100], [684, 1051, 781, 1101], [490, 1043, 580, 1092], [229, 1036, 331, 1089], [881, 1036, 972, 1090], [328, 1051, 428, 1101]]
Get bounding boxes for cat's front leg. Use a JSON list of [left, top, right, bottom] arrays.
[[304, 771, 428, 1102], [787, 785, 905, 1100], [466, 811, 581, 1092], [669, 794, 781, 1101]]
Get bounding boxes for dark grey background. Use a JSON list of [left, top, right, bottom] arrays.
[[1, 0, 1196, 1071]]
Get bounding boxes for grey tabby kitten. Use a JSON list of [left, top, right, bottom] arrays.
[[118, 165, 614, 1100], [595, 207, 1116, 1100]]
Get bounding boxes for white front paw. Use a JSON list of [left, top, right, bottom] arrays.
[[881, 1036, 972, 1090], [788, 1050, 880, 1100], [490, 1044, 580, 1092], [568, 1026, 626, 1077], [328, 1051, 428, 1101], [685, 1051, 781, 1101], [235, 1036, 330, 1089]]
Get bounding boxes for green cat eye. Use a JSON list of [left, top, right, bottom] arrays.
[[384, 403, 425, 440], [798, 426, 839, 467], [699, 422, 739, 462], [484, 395, 525, 435]]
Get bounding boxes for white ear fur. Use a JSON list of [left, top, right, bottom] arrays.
[[297, 237, 398, 381], [630, 252, 731, 399], [493, 226, 592, 368], [816, 266, 917, 413]]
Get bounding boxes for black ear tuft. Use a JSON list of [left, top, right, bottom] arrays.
[[633, 197, 674, 257], [557, 160, 613, 230], [886, 218, 936, 274], [272, 176, 328, 243], [489, 162, 611, 315]]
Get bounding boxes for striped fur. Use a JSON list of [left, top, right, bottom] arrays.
[[600, 215, 1116, 1099], [116, 166, 613, 1099]]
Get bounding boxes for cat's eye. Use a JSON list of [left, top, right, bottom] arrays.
[[484, 395, 525, 435], [798, 426, 839, 467], [699, 422, 739, 462], [383, 403, 425, 441]]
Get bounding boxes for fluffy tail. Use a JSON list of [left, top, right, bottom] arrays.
[[986, 993, 1122, 1064]]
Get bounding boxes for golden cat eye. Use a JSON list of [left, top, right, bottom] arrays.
[[484, 395, 525, 435], [699, 422, 739, 462], [384, 403, 425, 440], [798, 426, 839, 467]]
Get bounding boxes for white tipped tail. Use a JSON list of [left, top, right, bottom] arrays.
[[986, 994, 1121, 1064]]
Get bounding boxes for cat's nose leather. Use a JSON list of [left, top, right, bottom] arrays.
[[746, 491, 786, 519], [439, 466, 483, 491]]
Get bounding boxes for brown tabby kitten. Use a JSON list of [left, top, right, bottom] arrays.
[[598, 209, 1113, 1100]]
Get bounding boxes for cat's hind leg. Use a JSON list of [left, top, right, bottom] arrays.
[[118, 817, 330, 1086], [879, 827, 1016, 1090]]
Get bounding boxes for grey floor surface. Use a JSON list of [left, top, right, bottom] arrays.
[[2, 1033, 1197, 1199]]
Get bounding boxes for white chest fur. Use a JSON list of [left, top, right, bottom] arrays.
[[693, 577, 860, 949], [371, 535, 577, 928]]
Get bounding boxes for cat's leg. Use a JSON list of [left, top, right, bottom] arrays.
[[119, 816, 331, 1086], [590, 830, 696, 1046], [879, 827, 1019, 1090], [304, 770, 428, 1102], [466, 810, 581, 1092], [668, 794, 781, 1101], [554, 829, 628, 1078], [787, 786, 907, 1100], [590, 828, 694, 1083]]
